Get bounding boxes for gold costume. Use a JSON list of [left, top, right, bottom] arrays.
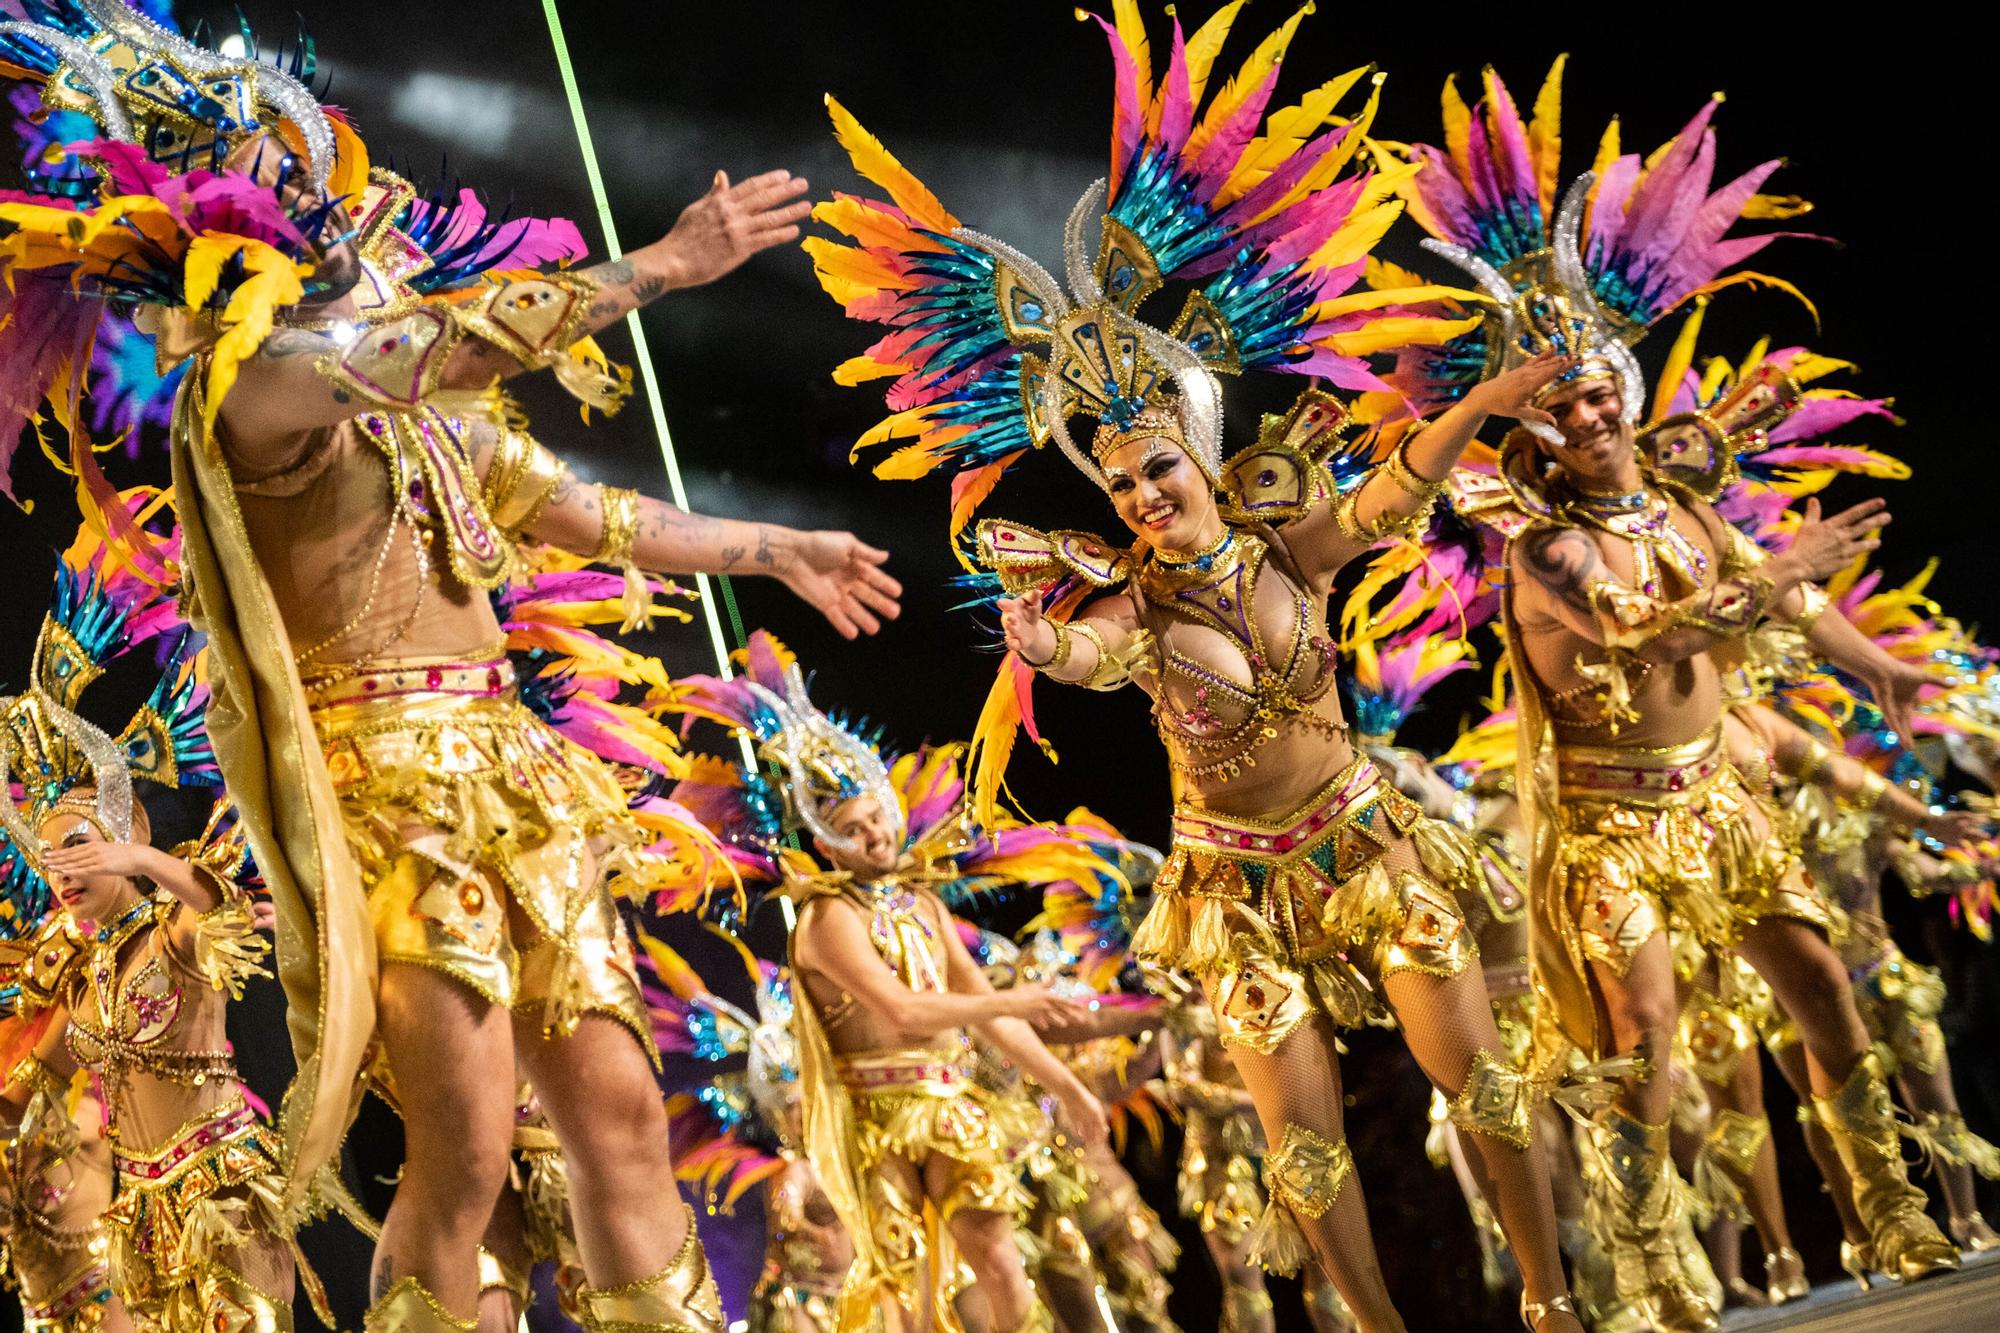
[[791, 877, 1038, 1332], [305, 655, 652, 1055], [1544, 731, 1829, 1013], [1, 1072, 117, 1332], [1134, 753, 1483, 1052], [747, 1159, 849, 1333]]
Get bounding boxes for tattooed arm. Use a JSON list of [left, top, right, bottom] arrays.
[[216, 170, 811, 462], [484, 425, 903, 638]]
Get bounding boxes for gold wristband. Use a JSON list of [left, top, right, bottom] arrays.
[[595, 487, 641, 566], [1021, 620, 1073, 672], [7, 1055, 67, 1107], [1853, 771, 1890, 813], [1796, 739, 1832, 785]]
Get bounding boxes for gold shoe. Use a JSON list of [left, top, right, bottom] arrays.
[[576, 1206, 725, 1333], [1839, 1239, 1878, 1292], [365, 1277, 478, 1333], [1949, 1211, 2000, 1253], [1813, 1054, 1960, 1284], [1723, 1276, 1768, 1310], [1764, 1246, 1809, 1305], [1521, 1293, 1578, 1330], [1581, 1110, 1720, 1333]]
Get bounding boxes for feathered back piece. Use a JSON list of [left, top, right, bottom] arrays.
[[1346, 626, 1474, 745], [1379, 59, 1814, 438], [0, 1, 592, 498], [808, 0, 1473, 508]]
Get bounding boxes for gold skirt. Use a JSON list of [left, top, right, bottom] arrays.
[[308, 654, 652, 1053], [1132, 754, 1484, 1051], [1554, 731, 1831, 980], [837, 1050, 1037, 1222], [103, 1097, 294, 1331]]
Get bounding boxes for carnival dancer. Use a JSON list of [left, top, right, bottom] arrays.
[[1381, 59, 1964, 1329], [0, 508, 318, 1330], [671, 632, 1119, 1333], [0, 5, 905, 1328], [806, 7, 1588, 1329], [0, 1015, 130, 1333]]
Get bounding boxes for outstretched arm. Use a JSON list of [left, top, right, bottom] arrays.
[[1756, 705, 1986, 845], [218, 170, 812, 459], [938, 912, 1110, 1148], [997, 590, 1150, 691], [1510, 497, 1887, 668], [491, 436, 902, 639], [1285, 353, 1573, 581], [793, 898, 1079, 1041], [0, 1011, 78, 1133]]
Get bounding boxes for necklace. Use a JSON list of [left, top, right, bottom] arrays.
[[93, 896, 153, 950], [1155, 526, 1234, 573], [1563, 485, 1710, 598]]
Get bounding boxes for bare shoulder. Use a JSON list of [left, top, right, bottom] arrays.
[[1509, 521, 1605, 597], [1078, 587, 1141, 628]]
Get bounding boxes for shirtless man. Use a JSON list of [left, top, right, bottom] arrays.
[[1505, 371, 1958, 1329]]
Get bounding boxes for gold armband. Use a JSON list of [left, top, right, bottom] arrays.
[[7, 1054, 67, 1107], [1072, 620, 1153, 691], [1852, 771, 1889, 813], [1792, 581, 1830, 638], [1022, 620, 1075, 673], [1446, 1050, 1536, 1149], [1796, 738, 1833, 786], [481, 429, 569, 536], [595, 487, 641, 566], [1333, 485, 1432, 546], [1385, 434, 1450, 503]]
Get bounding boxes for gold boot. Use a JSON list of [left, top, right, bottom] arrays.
[[1582, 1109, 1719, 1333], [1813, 1053, 1960, 1283], [365, 1277, 478, 1332], [576, 1207, 724, 1333]]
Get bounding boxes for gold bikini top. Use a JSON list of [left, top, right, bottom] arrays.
[[1132, 529, 1340, 782], [59, 900, 237, 1095]]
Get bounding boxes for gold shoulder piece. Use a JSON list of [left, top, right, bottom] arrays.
[[1, 913, 87, 1017], [1641, 362, 1800, 502], [974, 519, 1132, 593]]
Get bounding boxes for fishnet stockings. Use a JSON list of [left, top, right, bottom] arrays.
[[1769, 1041, 1866, 1246]]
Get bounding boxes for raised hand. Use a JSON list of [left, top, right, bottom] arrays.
[[778, 531, 902, 639], [1465, 352, 1576, 428], [1860, 656, 1928, 745], [997, 590, 1056, 664], [656, 169, 813, 290], [1059, 1085, 1111, 1149], [40, 840, 157, 883], [1785, 496, 1890, 583]]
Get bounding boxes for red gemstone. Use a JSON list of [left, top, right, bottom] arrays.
[[1274, 835, 1293, 851], [1238, 834, 1254, 848], [487, 668, 502, 689], [426, 667, 444, 689]]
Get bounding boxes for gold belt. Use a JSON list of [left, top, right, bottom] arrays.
[[1555, 728, 1724, 807], [835, 1050, 976, 1097], [1170, 754, 1381, 862], [302, 649, 515, 712]]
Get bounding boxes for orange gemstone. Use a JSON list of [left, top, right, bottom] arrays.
[[460, 883, 486, 914]]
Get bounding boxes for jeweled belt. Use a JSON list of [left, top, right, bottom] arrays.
[[114, 1101, 259, 1181], [1170, 754, 1379, 859], [303, 652, 515, 711], [1556, 729, 1725, 804], [836, 1051, 975, 1096]]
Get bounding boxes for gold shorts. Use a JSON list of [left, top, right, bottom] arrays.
[[307, 655, 652, 1056], [835, 1050, 1034, 1315], [1178, 1109, 1265, 1244], [1132, 755, 1483, 1052], [1555, 733, 1831, 980]]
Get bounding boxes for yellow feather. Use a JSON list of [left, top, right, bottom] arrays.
[[801, 236, 914, 306], [1181, 1, 1248, 111], [1650, 298, 1707, 424], [1305, 198, 1404, 271], [1737, 336, 1772, 376], [1696, 355, 1733, 403], [1219, 66, 1374, 208], [1783, 353, 1855, 386], [1528, 54, 1567, 219], [1322, 312, 1481, 357], [1365, 255, 1431, 293], [810, 197, 942, 253], [1584, 118, 1621, 239], [200, 241, 309, 437], [967, 665, 1026, 831], [1185, 3, 1312, 160], [873, 440, 957, 480], [1441, 75, 1474, 189], [832, 355, 909, 386], [1671, 271, 1818, 329], [1743, 192, 1812, 221], [1308, 283, 1480, 322], [823, 95, 959, 233]]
